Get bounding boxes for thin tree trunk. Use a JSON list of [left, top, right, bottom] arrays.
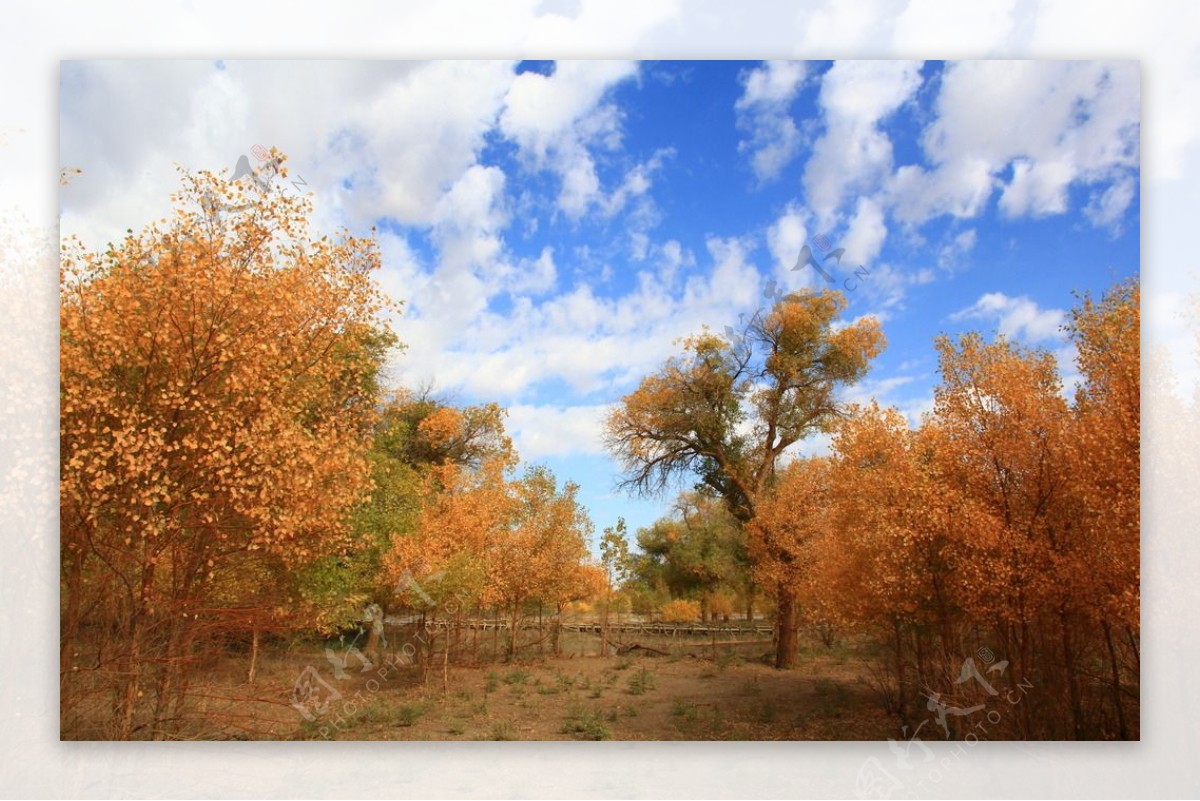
[[247, 628, 260, 685], [151, 613, 185, 740], [442, 629, 450, 698], [1102, 619, 1129, 739], [116, 616, 144, 740], [60, 544, 84, 719], [1059, 606, 1084, 739], [508, 604, 519, 661], [773, 584, 799, 669], [1125, 626, 1140, 673]]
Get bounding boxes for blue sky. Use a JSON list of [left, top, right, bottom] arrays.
[[59, 59, 1141, 548]]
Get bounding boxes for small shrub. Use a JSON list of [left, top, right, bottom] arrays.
[[396, 703, 425, 727], [503, 668, 530, 686], [561, 706, 611, 740], [627, 667, 656, 695], [490, 722, 518, 740]]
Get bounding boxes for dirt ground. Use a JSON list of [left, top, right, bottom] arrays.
[[63, 632, 900, 740], [178, 639, 894, 741]]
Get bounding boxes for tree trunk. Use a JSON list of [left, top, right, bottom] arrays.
[[247, 628, 260, 685], [508, 604, 519, 661], [365, 617, 381, 662], [1102, 619, 1129, 739], [60, 544, 84, 718], [601, 594, 610, 656], [773, 585, 799, 669], [893, 618, 907, 721], [1059, 606, 1084, 739], [115, 616, 144, 740]]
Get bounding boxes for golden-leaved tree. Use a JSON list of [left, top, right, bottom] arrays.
[[605, 290, 884, 667], [751, 278, 1140, 738], [60, 158, 397, 738], [1062, 279, 1140, 738], [383, 405, 596, 662]]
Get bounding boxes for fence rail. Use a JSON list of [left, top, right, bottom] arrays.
[[385, 618, 774, 637]]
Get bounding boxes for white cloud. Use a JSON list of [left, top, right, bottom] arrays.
[[854, 261, 931, 311], [890, 60, 1140, 229], [950, 292, 1067, 343], [998, 158, 1075, 217], [767, 202, 810, 278], [499, 60, 640, 218], [803, 60, 923, 227], [842, 195, 887, 264], [893, 0, 1017, 53], [843, 374, 915, 407], [735, 61, 809, 182], [1084, 174, 1137, 231], [393, 233, 765, 403], [1027, 1, 1196, 183], [506, 403, 613, 460], [937, 228, 977, 272], [58, 60, 516, 247], [598, 147, 672, 222], [887, 157, 994, 225]]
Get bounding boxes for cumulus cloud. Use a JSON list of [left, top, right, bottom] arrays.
[[803, 60, 923, 227], [392, 233, 765, 403], [505, 403, 612, 459], [950, 292, 1067, 342], [842, 195, 887, 264], [499, 60, 640, 218], [889, 60, 1140, 228], [735, 60, 809, 182], [766, 202, 810, 278]]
